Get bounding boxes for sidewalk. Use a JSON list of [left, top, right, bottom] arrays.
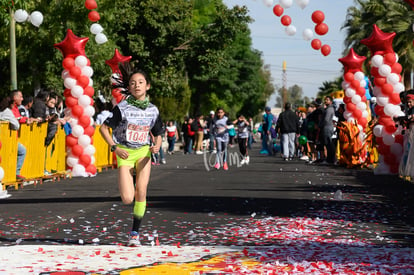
[[0, 144, 414, 274]]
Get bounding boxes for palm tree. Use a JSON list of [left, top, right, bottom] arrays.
[[342, 0, 414, 88], [317, 77, 343, 99]]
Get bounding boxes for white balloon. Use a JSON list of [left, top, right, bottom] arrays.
[[357, 102, 366, 110], [0, 167, 4, 181], [64, 77, 77, 89], [280, 0, 293, 8], [387, 73, 400, 85], [295, 0, 309, 9], [373, 125, 384, 137], [67, 156, 79, 168], [372, 86, 381, 97], [78, 135, 91, 148], [95, 33, 108, 44], [390, 143, 403, 156], [91, 156, 96, 165], [61, 70, 70, 80], [84, 145, 96, 156], [285, 25, 296, 36], [384, 104, 397, 117], [81, 66, 94, 78], [302, 28, 313, 41], [370, 97, 377, 104], [393, 83, 405, 93], [383, 133, 394, 146], [347, 117, 355, 123], [376, 95, 389, 106], [72, 125, 84, 138], [354, 71, 365, 81], [78, 95, 91, 107], [75, 56, 88, 68], [71, 85, 84, 98], [359, 80, 367, 88], [371, 55, 384, 67], [262, 0, 273, 7], [84, 105, 95, 117], [362, 110, 369, 118], [72, 164, 87, 177], [29, 11, 43, 27], [345, 88, 356, 98], [378, 64, 392, 77], [90, 23, 104, 35], [351, 94, 361, 104], [343, 111, 352, 120], [88, 78, 94, 87], [14, 9, 29, 23]]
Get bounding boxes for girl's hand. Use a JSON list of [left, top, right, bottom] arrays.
[[150, 145, 160, 154], [115, 147, 129, 159]]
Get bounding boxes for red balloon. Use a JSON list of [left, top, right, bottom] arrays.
[[311, 39, 322, 50], [84, 126, 95, 137], [85, 0, 98, 10], [311, 10, 325, 24], [359, 117, 368, 128], [63, 89, 71, 97], [390, 163, 399, 174], [88, 11, 100, 22], [344, 72, 354, 82], [65, 96, 78, 108], [385, 123, 397, 134], [281, 15, 291, 26], [105, 49, 132, 74], [79, 154, 92, 166], [79, 115, 91, 128], [84, 86, 95, 97], [395, 134, 404, 145], [370, 67, 380, 78], [360, 24, 396, 56], [381, 83, 394, 96], [389, 92, 401, 105], [374, 77, 386, 87], [353, 109, 362, 119], [66, 135, 78, 147], [321, 44, 331, 56], [77, 75, 90, 88], [343, 96, 351, 104], [54, 29, 89, 59], [346, 102, 356, 112], [383, 53, 396, 65], [357, 87, 366, 96], [72, 105, 84, 118], [392, 62, 403, 74], [361, 95, 367, 102], [351, 79, 360, 89], [86, 164, 97, 175], [338, 48, 366, 73], [111, 89, 122, 98], [376, 137, 384, 146], [69, 66, 82, 78], [62, 57, 75, 70], [72, 144, 84, 157], [273, 4, 284, 17], [315, 23, 329, 35]]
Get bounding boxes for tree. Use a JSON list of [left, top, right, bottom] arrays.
[[276, 84, 305, 109], [342, 0, 414, 88], [316, 77, 343, 99]]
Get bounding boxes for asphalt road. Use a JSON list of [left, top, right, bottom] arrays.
[[1, 143, 414, 248]]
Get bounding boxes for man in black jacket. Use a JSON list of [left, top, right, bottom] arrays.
[[276, 102, 300, 161]]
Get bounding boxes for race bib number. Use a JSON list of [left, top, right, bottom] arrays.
[[126, 123, 149, 144]]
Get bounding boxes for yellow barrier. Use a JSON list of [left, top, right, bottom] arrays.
[[0, 122, 114, 190], [0, 122, 18, 188]]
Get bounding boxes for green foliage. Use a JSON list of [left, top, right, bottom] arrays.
[[276, 84, 305, 109]]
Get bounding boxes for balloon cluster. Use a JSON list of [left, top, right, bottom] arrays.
[[0, 140, 4, 183], [84, 0, 108, 44], [361, 25, 405, 174], [271, 1, 330, 56], [105, 49, 132, 104], [55, 30, 97, 177], [14, 9, 43, 27], [339, 49, 369, 135]]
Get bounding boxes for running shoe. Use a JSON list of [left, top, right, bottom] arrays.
[[223, 162, 228, 170], [245, 156, 250, 164], [214, 162, 220, 169], [128, 231, 141, 246]]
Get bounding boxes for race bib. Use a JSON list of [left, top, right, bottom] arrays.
[[126, 123, 149, 144]]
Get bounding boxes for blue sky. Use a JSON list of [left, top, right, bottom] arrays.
[[223, 0, 355, 103]]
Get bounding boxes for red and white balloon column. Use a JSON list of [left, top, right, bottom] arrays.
[[339, 48, 369, 141], [361, 25, 405, 174], [105, 49, 132, 104], [55, 30, 97, 177]]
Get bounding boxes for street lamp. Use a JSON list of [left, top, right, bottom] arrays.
[[9, 8, 43, 90]]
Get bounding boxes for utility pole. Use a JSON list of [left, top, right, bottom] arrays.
[[282, 60, 287, 109], [10, 8, 17, 90]]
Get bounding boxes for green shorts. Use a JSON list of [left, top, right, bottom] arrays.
[[116, 145, 151, 168]]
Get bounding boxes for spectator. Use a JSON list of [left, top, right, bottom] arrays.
[[247, 117, 254, 149], [166, 121, 178, 154], [194, 114, 206, 154], [44, 92, 59, 147], [0, 91, 27, 180], [276, 102, 300, 161], [319, 96, 336, 164], [213, 107, 230, 170], [261, 106, 274, 155], [31, 89, 50, 122], [185, 117, 196, 154], [95, 97, 113, 125], [234, 114, 250, 165], [18, 96, 39, 124], [206, 110, 216, 153]]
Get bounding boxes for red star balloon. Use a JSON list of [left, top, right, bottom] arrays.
[[105, 49, 132, 73], [360, 24, 395, 56], [338, 48, 366, 73], [54, 29, 89, 59]]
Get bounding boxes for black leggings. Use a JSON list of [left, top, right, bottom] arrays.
[[238, 137, 248, 157]]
